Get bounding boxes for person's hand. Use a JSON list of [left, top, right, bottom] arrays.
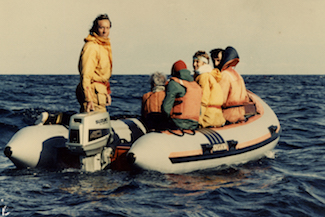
[[106, 94, 112, 106], [86, 101, 95, 112]]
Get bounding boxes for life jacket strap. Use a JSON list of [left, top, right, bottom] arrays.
[[222, 104, 243, 109], [223, 102, 257, 116], [207, 105, 222, 109]]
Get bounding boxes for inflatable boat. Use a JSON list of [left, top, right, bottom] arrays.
[[3, 91, 280, 174], [127, 91, 280, 173], [3, 112, 146, 172]]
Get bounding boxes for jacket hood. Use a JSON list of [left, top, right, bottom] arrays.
[[219, 46, 240, 71], [85, 33, 111, 46], [172, 69, 194, 82]]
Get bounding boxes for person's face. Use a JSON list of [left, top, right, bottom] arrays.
[[213, 52, 222, 68], [193, 59, 205, 71], [97, 19, 111, 38]]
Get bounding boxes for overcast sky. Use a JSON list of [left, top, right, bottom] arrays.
[[1, 0, 324, 75]]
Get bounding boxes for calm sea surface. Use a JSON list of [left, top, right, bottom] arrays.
[[0, 74, 324, 216]]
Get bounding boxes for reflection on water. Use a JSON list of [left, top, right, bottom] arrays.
[[57, 158, 278, 201], [58, 170, 131, 200], [165, 169, 248, 196]]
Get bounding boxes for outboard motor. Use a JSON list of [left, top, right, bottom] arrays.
[[66, 112, 114, 172]]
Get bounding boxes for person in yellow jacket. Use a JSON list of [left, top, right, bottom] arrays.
[[193, 51, 225, 128], [76, 14, 113, 113]]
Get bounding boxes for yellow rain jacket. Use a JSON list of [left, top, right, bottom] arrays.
[[76, 33, 113, 112], [195, 66, 226, 128]]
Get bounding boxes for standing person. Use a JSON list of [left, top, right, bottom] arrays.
[[141, 72, 168, 130], [193, 51, 225, 128], [211, 46, 249, 123], [76, 14, 113, 113], [162, 60, 202, 130]]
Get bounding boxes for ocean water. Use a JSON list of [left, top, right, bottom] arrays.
[[0, 74, 324, 216]]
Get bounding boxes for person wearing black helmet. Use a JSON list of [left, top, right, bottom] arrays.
[[210, 46, 249, 124]]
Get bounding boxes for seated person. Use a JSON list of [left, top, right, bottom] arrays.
[[209, 48, 224, 70], [162, 60, 202, 130], [193, 51, 225, 128], [141, 72, 168, 130], [210, 46, 249, 123]]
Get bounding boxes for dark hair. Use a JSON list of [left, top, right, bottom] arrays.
[[89, 14, 112, 35], [209, 48, 224, 59]]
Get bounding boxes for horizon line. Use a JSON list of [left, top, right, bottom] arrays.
[[0, 73, 323, 76]]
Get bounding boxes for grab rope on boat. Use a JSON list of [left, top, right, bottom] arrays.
[[167, 129, 196, 137]]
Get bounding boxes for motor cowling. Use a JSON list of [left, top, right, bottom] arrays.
[[66, 112, 113, 171]]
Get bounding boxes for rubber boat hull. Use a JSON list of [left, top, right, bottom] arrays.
[[4, 91, 280, 174], [126, 92, 281, 174], [4, 124, 69, 169], [4, 117, 146, 170]]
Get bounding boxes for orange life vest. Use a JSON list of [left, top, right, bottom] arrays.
[[169, 77, 202, 122], [142, 91, 166, 118]]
